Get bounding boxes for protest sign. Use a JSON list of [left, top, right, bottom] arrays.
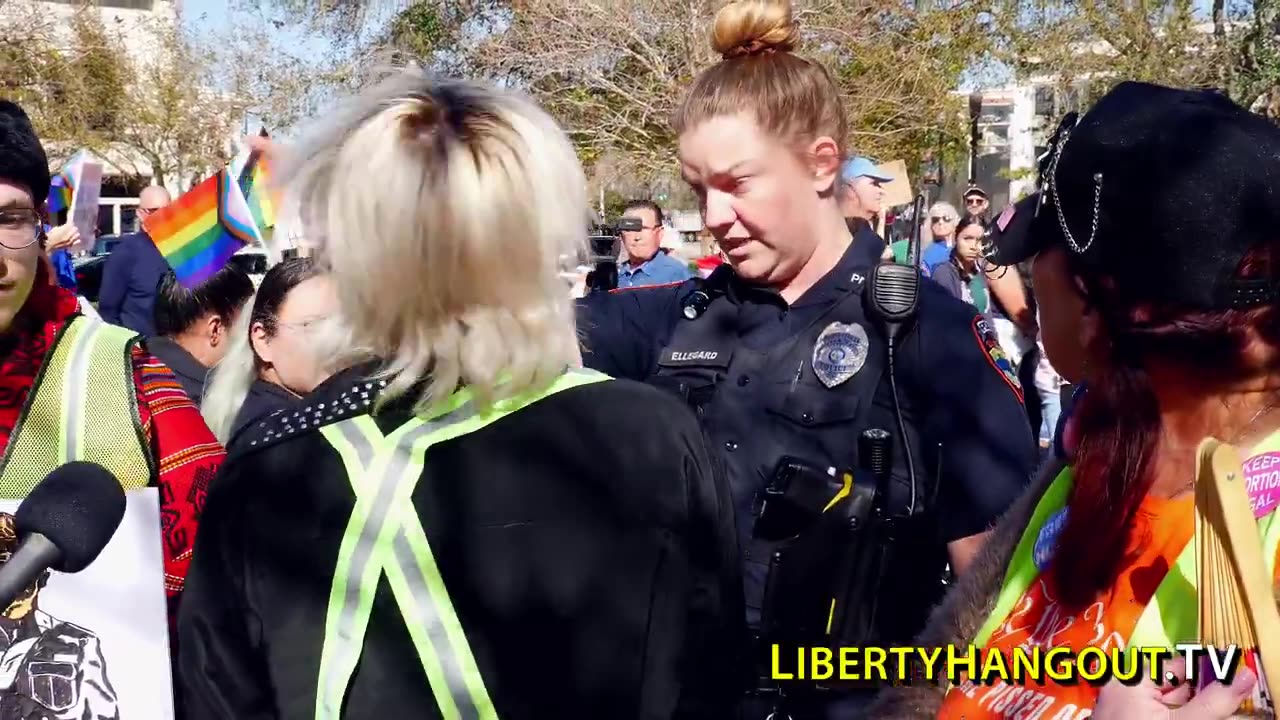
[[0, 490, 172, 720], [68, 158, 102, 254]]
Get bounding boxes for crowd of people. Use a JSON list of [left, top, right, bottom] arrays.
[[0, 0, 1276, 718]]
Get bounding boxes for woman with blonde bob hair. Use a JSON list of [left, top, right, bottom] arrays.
[[176, 70, 744, 719]]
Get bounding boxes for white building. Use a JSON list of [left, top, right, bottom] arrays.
[[963, 81, 1086, 212]]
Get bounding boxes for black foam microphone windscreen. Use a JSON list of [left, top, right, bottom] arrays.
[[16, 461, 126, 572]]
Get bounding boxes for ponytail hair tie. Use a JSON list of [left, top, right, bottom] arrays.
[[724, 39, 777, 59]]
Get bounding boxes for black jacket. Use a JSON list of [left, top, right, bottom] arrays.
[[226, 380, 299, 452], [146, 337, 210, 406], [177, 366, 746, 719], [98, 232, 170, 336]]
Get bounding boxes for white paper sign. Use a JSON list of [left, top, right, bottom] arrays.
[[0, 489, 173, 720], [68, 160, 102, 254]]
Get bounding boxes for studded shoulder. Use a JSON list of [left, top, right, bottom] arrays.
[[239, 377, 391, 456]]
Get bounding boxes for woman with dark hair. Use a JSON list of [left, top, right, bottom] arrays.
[[931, 216, 990, 315], [871, 82, 1280, 719], [201, 257, 341, 448]]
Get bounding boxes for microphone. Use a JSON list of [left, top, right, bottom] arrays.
[[0, 462, 126, 608]]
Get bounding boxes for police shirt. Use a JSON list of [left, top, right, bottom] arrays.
[[578, 232, 1037, 548]]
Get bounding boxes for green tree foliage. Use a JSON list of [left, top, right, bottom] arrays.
[[461, 0, 991, 189], [0, 1, 328, 186]]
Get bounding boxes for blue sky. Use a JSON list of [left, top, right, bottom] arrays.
[[181, 0, 397, 63]]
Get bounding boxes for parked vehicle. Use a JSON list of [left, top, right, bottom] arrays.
[[74, 239, 269, 305]]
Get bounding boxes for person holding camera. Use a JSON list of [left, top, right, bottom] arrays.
[[617, 200, 693, 289], [575, 0, 1037, 717]]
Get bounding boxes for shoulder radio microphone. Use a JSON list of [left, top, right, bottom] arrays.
[[864, 193, 926, 514], [0, 462, 126, 608]]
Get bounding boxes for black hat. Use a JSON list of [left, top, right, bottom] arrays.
[[0, 101, 49, 207], [984, 81, 1280, 310]]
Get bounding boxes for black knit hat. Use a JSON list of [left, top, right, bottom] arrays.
[[0, 101, 50, 206], [985, 81, 1280, 311]]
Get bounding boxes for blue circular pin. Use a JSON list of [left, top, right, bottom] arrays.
[[1033, 508, 1068, 571]]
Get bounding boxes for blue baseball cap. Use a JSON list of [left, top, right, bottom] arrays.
[[840, 156, 893, 183]]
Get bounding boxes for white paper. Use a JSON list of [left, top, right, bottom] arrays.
[[68, 160, 102, 254], [0, 489, 173, 720]]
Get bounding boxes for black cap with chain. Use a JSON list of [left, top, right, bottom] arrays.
[[984, 81, 1280, 312]]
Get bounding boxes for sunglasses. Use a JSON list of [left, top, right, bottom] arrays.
[[930, 216, 954, 223], [965, 198, 985, 205]]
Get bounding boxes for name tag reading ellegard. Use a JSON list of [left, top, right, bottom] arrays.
[[0, 489, 173, 720]]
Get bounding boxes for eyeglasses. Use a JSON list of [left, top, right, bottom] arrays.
[[0, 208, 40, 250], [276, 317, 326, 334]]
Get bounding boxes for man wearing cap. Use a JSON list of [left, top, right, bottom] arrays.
[[963, 185, 990, 222], [0, 101, 220, 634]]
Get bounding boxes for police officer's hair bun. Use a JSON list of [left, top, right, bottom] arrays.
[[712, 0, 801, 60], [675, 0, 846, 158]]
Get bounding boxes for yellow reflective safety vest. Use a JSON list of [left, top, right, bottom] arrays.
[[972, 464, 1280, 653], [314, 368, 611, 720], [0, 316, 153, 498]]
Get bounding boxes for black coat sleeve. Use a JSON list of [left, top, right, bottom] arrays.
[[673, 410, 748, 718], [176, 459, 279, 720], [575, 282, 691, 381], [914, 283, 1038, 542]]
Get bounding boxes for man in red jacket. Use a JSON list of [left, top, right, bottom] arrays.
[[0, 101, 220, 628]]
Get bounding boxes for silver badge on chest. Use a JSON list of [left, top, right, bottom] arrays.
[[811, 322, 869, 388]]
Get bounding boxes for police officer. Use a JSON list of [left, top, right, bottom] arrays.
[[577, 1, 1038, 716]]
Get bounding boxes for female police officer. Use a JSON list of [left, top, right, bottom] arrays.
[[577, 0, 1038, 715]]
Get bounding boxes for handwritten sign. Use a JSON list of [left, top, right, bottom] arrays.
[[68, 159, 102, 253], [1244, 451, 1280, 518], [878, 160, 914, 208]]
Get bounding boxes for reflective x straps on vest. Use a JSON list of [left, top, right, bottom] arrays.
[[972, 466, 1280, 651], [315, 368, 610, 720]]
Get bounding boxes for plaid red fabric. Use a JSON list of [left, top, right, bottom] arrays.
[[0, 266, 222, 626], [132, 346, 224, 616]]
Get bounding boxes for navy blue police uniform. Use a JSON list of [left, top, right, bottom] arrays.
[[577, 232, 1037, 715]]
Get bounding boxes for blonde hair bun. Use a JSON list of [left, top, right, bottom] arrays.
[[712, 0, 800, 60]]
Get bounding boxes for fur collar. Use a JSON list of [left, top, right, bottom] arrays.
[[868, 454, 1066, 718]]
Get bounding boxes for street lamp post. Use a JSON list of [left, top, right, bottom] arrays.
[[968, 91, 983, 187]]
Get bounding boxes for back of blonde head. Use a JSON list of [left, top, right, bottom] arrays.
[[286, 69, 588, 413], [674, 0, 847, 154], [201, 301, 255, 445]]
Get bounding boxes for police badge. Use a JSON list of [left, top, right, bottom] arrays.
[[812, 322, 869, 388]]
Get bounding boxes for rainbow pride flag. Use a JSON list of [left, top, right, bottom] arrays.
[[46, 152, 85, 216], [144, 170, 260, 289], [230, 131, 278, 231]]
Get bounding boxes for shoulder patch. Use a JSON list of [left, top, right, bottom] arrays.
[[972, 316, 1023, 402]]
